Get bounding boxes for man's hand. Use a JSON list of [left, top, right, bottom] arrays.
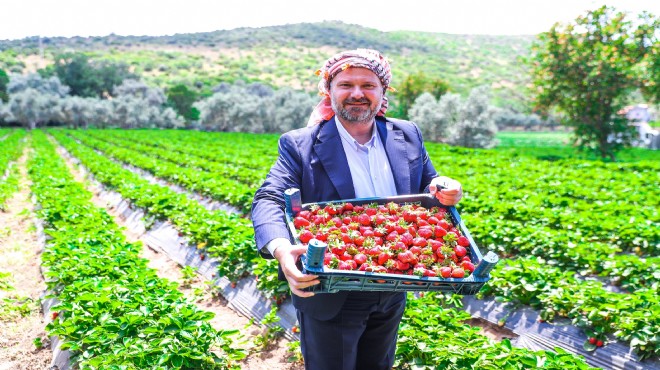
[[429, 176, 463, 206], [273, 243, 320, 298]]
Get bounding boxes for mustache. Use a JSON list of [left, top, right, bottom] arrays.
[[344, 98, 371, 104]]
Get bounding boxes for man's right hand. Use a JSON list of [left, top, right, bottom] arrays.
[[273, 243, 320, 298]]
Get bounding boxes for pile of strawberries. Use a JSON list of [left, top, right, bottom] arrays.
[[293, 201, 475, 279]]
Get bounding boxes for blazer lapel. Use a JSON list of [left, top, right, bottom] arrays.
[[377, 118, 410, 195], [313, 118, 356, 200]]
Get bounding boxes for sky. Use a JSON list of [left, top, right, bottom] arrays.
[[1, 0, 658, 40]]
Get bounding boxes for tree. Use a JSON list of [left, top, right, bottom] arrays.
[[0, 68, 8, 102], [409, 93, 443, 142], [3, 89, 63, 129], [7, 73, 70, 97], [390, 72, 450, 119], [166, 84, 200, 123], [45, 53, 135, 98], [445, 86, 499, 149], [528, 6, 659, 160]]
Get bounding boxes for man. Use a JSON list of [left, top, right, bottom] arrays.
[[252, 49, 463, 370]]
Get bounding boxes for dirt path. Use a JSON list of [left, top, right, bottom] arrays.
[[56, 144, 303, 370], [0, 150, 52, 370]]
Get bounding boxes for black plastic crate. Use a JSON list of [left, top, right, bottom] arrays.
[[284, 188, 498, 294]]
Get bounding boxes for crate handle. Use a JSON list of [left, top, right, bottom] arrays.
[[285, 188, 302, 215], [473, 251, 499, 278]]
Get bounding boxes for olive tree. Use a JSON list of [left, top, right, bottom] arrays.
[[110, 79, 183, 128], [528, 6, 659, 160], [3, 88, 63, 129], [445, 86, 499, 149]]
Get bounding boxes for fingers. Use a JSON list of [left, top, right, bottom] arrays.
[[430, 176, 463, 205], [435, 187, 463, 206], [275, 244, 320, 298]]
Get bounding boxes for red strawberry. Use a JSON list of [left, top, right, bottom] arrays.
[[451, 268, 465, 278], [454, 245, 467, 257], [299, 230, 314, 243], [596, 340, 604, 347], [461, 261, 475, 273], [429, 239, 443, 252], [588, 337, 597, 345], [377, 252, 391, 266], [439, 266, 452, 278], [293, 216, 311, 229], [438, 220, 451, 230], [412, 237, 427, 247], [353, 253, 367, 266], [51, 312, 59, 320], [358, 214, 371, 226], [417, 227, 433, 239], [457, 236, 470, 247]]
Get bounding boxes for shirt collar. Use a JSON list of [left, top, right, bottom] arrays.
[[335, 119, 379, 150]]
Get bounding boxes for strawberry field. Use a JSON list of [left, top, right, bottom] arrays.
[[0, 128, 658, 369]]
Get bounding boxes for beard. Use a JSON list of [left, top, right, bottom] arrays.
[[332, 97, 380, 124]]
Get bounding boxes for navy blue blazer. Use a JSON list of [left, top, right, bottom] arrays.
[[251, 116, 439, 320]]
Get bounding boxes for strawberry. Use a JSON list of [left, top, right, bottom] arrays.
[[417, 227, 433, 239], [588, 337, 597, 345], [412, 237, 427, 247], [596, 340, 604, 347], [461, 261, 475, 273], [358, 213, 371, 226], [299, 230, 314, 243], [438, 219, 451, 230], [457, 235, 470, 247], [439, 266, 452, 278], [293, 216, 311, 229], [378, 252, 392, 266], [451, 268, 465, 278], [353, 253, 367, 266], [454, 245, 467, 257], [51, 312, 59, 320]]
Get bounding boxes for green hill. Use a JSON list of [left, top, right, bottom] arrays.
[[0, 21, 535, 109]]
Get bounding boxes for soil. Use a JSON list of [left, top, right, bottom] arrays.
[[0, 151, 53, 370], [57, 144, 304, 370]]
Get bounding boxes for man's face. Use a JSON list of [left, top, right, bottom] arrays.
[[329, 67, 384, 125]]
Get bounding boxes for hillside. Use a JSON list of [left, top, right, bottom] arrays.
[[0, 21, 535, 109]]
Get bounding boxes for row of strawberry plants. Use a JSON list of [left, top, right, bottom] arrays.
[[437, 147, 658, 254], [100, 129, 279, 171], [79, 129, 267, 187], [422, 145, 658, 359], [49, 130, 289, 302], [473, 215, 658, 291], [0, 130, 26, 209], [479, 256, 659, 359], [395, 293, 597, 369], [63, 130, 254, 213], [29, 130, 244, 369], [423, 146, 657, 286]]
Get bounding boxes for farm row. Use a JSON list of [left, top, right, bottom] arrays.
[[0, 128, 657, 368]]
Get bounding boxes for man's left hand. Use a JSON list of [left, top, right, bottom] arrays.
[[429, 176, 463, 206]]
